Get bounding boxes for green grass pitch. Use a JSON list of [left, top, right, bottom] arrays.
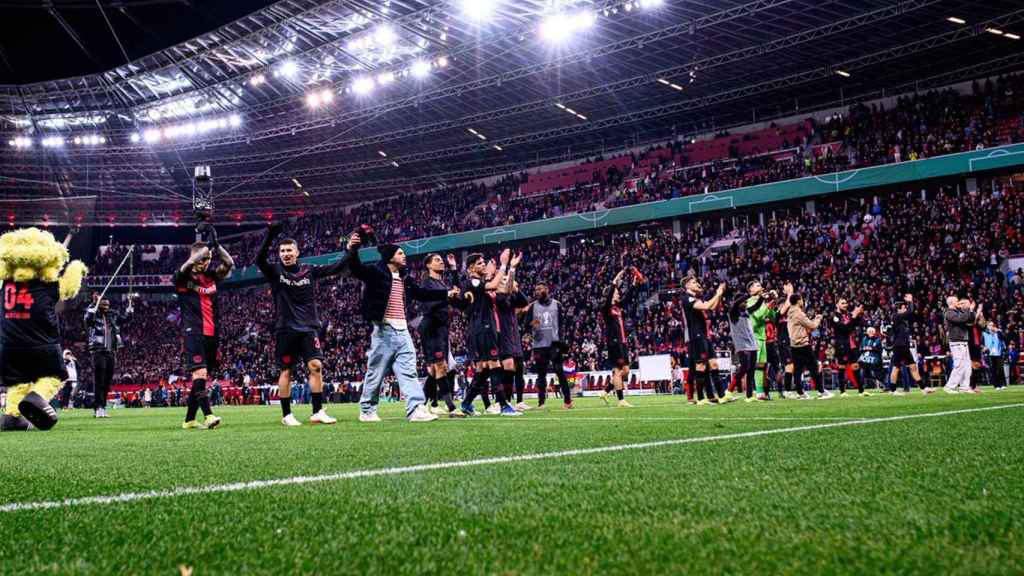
[[2, 390, 1022, 575]]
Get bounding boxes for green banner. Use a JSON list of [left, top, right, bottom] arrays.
[[227, 143, 1024, 285]]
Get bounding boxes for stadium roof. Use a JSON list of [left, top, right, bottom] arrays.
[[2, 0, 1024, 225]]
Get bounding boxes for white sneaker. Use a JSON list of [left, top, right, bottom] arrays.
[[485, 404, 501, 415], [944, 387, 959, 394], [359, 412, 382, 423], [409, 405, 439, 422], [429, 406, 448, 416], [282, 413, 302, 427], [818, 391, 835, 400], [310, 410, 337, 425], [515, 402, 532, 411], [892, 390, 907, 396]]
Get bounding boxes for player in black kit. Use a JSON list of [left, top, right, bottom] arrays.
[[681, 274, 726, 406], [497, 251, 530, 411], [600, 267, 647, 407], [458, 250, 519, 416], [418, 253, 466, 418], [831, 298, 868, 397], [175, 230, 234, 430], [888, 293, 933, 395], [258, 223, 353, 426]]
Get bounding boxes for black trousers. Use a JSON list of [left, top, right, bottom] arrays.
[[790, 346, 824, 394], [533, 346, 571, 405], [92, 351, 115, 409], [988, 356, 1006, 388]]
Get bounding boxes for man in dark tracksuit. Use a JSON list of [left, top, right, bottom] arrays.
[[85, 295, 132, 418], [888, 294, 931, 394]]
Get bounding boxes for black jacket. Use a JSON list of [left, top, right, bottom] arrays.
[[348, 248, 449, 323], [85, 307, 131, 353]]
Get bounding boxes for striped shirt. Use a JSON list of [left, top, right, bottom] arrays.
[[383, 272, 407, 330]]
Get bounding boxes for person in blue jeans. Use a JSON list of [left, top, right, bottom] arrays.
[[347, 233, 460, 422]]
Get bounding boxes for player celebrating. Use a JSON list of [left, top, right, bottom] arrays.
[[175, 230, 234, 430], [680, 274, 726, 406], [832, 298, 869, 397], [599, 267, 641, 407], [745, 280, 778, 401], [257, 223, 352, 426], [418, 253, 467, 418], [496, 252, 530, 411], [727, 293, 758, 401], [523, 282, 573, 409], [786, 292, 828, 399], [889, 294, 932, 395], [459, 251, 518, 416]]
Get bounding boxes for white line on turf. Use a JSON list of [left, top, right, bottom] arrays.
[[2, 403, 1019, 514], [451, 416, 869, 422]]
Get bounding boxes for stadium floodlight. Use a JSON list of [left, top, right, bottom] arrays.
[[1006, 33, 1021, 40], [946, 16, 966, 24], [73, 137, 82, 145], [624, 2, 633, 12], [493, 145, 503, 151], [411, 59, 431, 78], [250, 73, 266, 86], [436, 56, 449, 68], [130, 133, 140, 143], [353, 76, 375, 95], [375, 25, 397, 46], [836, 69, 851, 78], [228, 114, 242, 127], [986, 28, 1004, 35], [98, 136, 106, 144], [540, 11, 594, 43], [306, 92, 322, 108], [462, 0, 496, 22], [378, 150, 388, 157], [277, 60, 299, 78], [143, 129, 162, 143], [378, 71, 395, 85]]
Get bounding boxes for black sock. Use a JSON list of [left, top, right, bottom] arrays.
[[784, 371, 793, 393], [491, 369, 508, 407], [424, 375, 437, 407], [604, 382, 615, 393], [281, 396, 292, 417], [192, 379, 212, 416], [616, 389, 624, 401], [312, 392, 323, 414], [557, 370, 571, 405], [502, 371, 515, 404], [467, 370, 486, 406], [185, 386, 199, 422], [438, 374, 457, 412], [515, 362, 526, 403], [537, 372, 548, 405]]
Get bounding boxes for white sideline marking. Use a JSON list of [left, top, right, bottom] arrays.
[[2, 403, 1019, 514], [452, 416, 868, 423]]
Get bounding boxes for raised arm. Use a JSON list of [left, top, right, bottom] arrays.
[[212, 245, 235, 281], [694, 284, 727, 310], [256, 224, 281, 280]]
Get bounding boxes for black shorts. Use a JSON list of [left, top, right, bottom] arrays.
[[467, 328, 500, 363], [606, 342, 630, 369], [687, 337, 712, 367], [421, 326, 450, 364], [185, 334, 220, 374], [778, 342, 793, 364], [766, 342, 781, 367], [533, 345, 564, 373], [891, 346, 916, 368], [0, 344, 65, 386], [836, 346, 860, 365], [499, 327, 524, 360], [968, 340, 982, 362], [276, 330, 323, 369]]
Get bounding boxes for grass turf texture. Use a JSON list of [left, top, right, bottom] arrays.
[[2, 390, 1022, 575]]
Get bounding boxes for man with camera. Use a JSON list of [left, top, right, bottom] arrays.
[[175, 222, 234, 430], [347, 232, 460, 423], [257, 222, 354, 426]]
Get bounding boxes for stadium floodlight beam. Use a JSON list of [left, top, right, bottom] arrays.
[[946, 16, 966, 24], [411, 60, 431, 78], [375, 25, 397, 46], [277, 60, 299, 78], [306, 92, 322, 108], [130, 133, 140, 143], [229, 114, 242, 127], [540, 11, 594, 43], [462, 0, 496, 22], [1006, 33, 1021, 40], [353, 77, 375, 95], [378, 71, 395, 85]]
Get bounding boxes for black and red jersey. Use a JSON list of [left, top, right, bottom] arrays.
[[831, 311, 860, 350], [174, 270, 219, 338], [682, 292, 709, 342], [1, 280, 60, 347], [460, 276, 501, 336], [601, 284, 635, 345]]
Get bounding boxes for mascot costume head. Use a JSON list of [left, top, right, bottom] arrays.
[[0, 227, 87, 431]]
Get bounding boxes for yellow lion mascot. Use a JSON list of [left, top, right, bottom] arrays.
[[0, 227, 87, 431]]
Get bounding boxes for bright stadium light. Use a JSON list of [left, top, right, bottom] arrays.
[[1007, 33, 1021, 40], [986, 28, 1004, 35], [130, 133, 140, 143], [411, 59, 431, 78], [375, 25, 397, 46], [277, 60, 299, 78], [378, 71, 395, 85], [144, 129, 161, 143], [946, 16, 966, 24], [540, 11, 594, 43], [306, 92, 322, 108], [436, 56, 449, 68], [836, 69, 851, 78], [353, 76, 375, 95], [250, 73, 266, 86], [228, 114, 242, 127], [462, 0, 496, 22]]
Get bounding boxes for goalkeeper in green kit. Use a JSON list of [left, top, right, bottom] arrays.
[[744, 280, 779, 401]]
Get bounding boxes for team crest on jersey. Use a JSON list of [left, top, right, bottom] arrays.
[[490, 348, 498, 356], [282, 355, 292, 364], [193, 355, 203, 363], [434, 351, 444, 359]]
